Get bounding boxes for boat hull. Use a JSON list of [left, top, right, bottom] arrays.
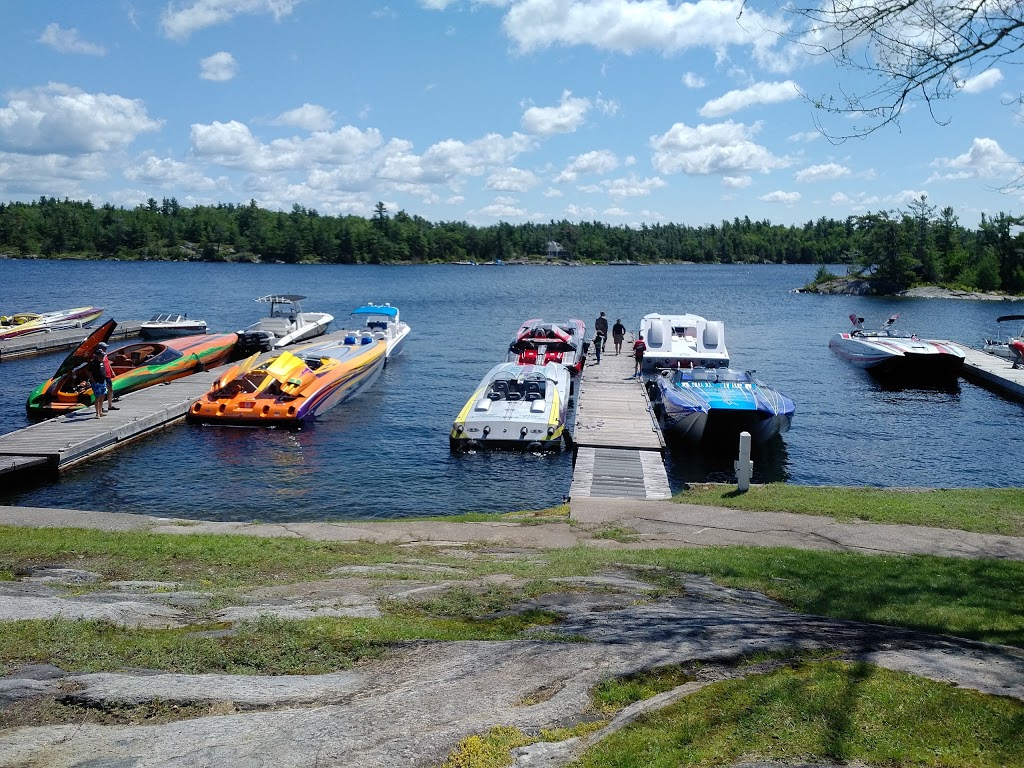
[[829, 334, 965, 377], [654, 369, 794, 444], [188, 339, 386, 426], [450, 362, 571, 452], [26, 332, 238, 416]]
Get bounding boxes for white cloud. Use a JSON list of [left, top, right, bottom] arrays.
[[199, 51, 239, 81], [682, 72, 706, 88], [503, 0, 788, 70], [699, 80, 800, 118], [123, 155, 221, 189], [603, 175, 666, 198], [928, 137, 1018, 182], [162, 0, 304, 40], [603, 206, 629, 217], [722, 175, 751, 189], [37, 23, 107, 55], [0, 151, 107, 197], [564, 203, 597, 219], [521, 90, 591, 136], [543, 187, 563, 197], [474, 202, 527, 219], [0, 83, 162, 155], [760, 190, 800, 204], [795, 162, 850, 183], [788, 130, 820, 143], [273, 103, 335, 131], [555, 149, 619, 182], [485, 167, 539, 192], [958, 68, 1003, 94], [650, 120, 790, 176]]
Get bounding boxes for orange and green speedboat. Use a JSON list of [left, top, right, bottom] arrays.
[[187, 336, 386, 426], [26, 320, 238, 416]]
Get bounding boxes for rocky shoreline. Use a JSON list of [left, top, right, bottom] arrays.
[[796, 277, 1024, 301]]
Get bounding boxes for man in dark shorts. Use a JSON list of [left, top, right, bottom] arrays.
[[632, 334, 646, 377], [88, 348, 107, 418], [612, 318, 626, 354]]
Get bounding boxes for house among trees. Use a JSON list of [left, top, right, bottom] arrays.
[[546, 241, 566, 261]]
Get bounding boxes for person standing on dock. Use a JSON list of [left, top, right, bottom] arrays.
[[632, 334, 646, 377], [612, 318, 626, 354], [594, 312, 608, 355], [97, 343, 119, 413], [87, 349, 107, 418], [593, 328, 605, 364]]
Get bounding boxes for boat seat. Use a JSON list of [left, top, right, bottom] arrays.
[[491, 380, 510, 399], [506, 392, 522, 401]]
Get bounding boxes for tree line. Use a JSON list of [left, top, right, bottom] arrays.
[[1, 195, 1021, 293]]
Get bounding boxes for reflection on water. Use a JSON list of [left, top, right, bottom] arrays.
[[665, 435, 790, 485], [1, 259, 1022, 521]]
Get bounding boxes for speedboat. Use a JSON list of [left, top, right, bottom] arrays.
[[450, 362, 571, 452], [140, 313, 208, 340], [651, 367, 794, 444], [0, 306, 103, 340], [347, 303, 410, 361], [187, 337, 386, 426], [26, 320, 237, 416], [637, 313, 729, 374], [982, 314, 1024, 360], [829, 314, 965, 377], [505, 318, 588, 374], [237, 295, 333, 353]]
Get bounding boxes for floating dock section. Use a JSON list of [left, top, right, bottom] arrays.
[[0, 330, 353, 482], [0, 321, 143, 362], [569, 349, 670, 500], [961, 346, 1024, 402]]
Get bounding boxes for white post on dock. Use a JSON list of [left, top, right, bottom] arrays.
[[734, 431, 753, 492]]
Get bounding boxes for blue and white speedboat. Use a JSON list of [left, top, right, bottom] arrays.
[[652, 367, 794, 443], [348, 303, 410, 362]]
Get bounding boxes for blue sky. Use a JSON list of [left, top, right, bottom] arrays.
[[1, 0, 1020, 228]]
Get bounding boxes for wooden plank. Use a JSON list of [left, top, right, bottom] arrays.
[[570, 446, 671, 500], [961, 347, 1024, 402]]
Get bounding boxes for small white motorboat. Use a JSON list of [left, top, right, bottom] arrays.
[[346, 303, 410, 362], [982, 314, 1024, 359], [237, 295, 333, 353], [450, 362, 572, 452], [140, 313, 208, 340], [829, 314, 965, 377], [637, 312, 730, 374]]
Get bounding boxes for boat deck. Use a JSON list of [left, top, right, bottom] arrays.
[[569, 349, 670, 500], [961, 346, 1024, 402], [0, 329, 352, 481], [0, 322, 143, 362]]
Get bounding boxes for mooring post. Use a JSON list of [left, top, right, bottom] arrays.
[[734, 431, 753, 492]]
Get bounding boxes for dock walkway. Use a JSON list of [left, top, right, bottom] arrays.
[[0, 322, 143, 362], [0, 330, 352, 481], [961, 346, 1024, 402], [569, 348, 670, 500]]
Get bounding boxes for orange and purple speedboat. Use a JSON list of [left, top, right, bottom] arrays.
[[187, 335, 386, 426], [26, 320, 237, 416]]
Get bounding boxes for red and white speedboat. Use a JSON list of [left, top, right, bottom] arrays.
[[829, 314, 965, 377], [505, 318, 588, 374]]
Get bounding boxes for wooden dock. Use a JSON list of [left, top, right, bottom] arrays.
[[0, 321, 143, 362], [569, 348, 670, 500], [961, 346, 1024, 402], [0, 330, 354, 481]]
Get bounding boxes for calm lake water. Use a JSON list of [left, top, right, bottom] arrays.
[[1, 259, 1022, 522]]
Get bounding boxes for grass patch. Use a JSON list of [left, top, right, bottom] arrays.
[[391, 504, 571, 525], [677, 484, 1024, 536], [0, 603, 561, 676], [442, 722, 607, 768], [570, 661, 1024, 768], [591, 526, 640, 543], [592, 664, 695, 714]]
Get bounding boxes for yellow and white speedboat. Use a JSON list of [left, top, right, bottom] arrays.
[[450, 362, 571, 452], [0, 306, 103, 340]]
